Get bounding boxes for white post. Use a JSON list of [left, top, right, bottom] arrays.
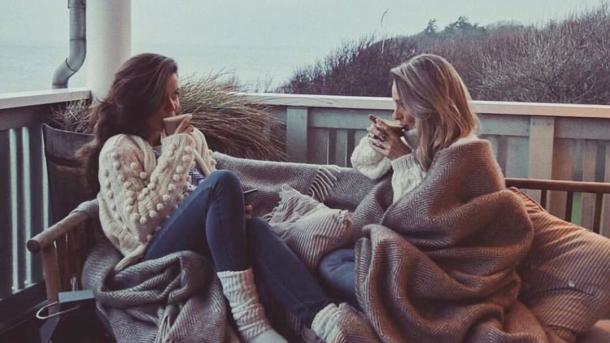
[[87, 0, 131, 100]]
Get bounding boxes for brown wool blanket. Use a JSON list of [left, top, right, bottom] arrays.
[[82, 145, 554, 342], [349, 140, 551, 342]]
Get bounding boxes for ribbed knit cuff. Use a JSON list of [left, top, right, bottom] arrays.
[[217, 269, 255, 290], [390, 153, 420, 174], [350, 136, 392, 180]]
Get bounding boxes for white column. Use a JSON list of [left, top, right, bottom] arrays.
[[87, 0, 131, 100]]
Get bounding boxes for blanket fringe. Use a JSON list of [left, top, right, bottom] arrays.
[[261, 212, 274, 222], [155, 306, 175, 343], [308, 166, 341, 202]]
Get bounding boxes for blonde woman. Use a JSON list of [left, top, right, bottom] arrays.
[[239, 54, 496, 342], [352, 53, 478, 200], [307, 54, 536, 342], [319, 54, 480, 306]]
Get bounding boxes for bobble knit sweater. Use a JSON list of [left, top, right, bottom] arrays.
[[97, 128, 217, 271]]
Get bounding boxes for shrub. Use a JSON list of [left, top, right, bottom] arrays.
[[279, 5, 610, 105]]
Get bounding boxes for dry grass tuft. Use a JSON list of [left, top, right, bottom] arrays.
[[180, 74, 285, 161], [50, 73, 286, 161], [49, 99, 92, 133]]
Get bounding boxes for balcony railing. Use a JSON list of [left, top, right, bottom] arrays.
[[0, 88, 90, 300], [1, 89, 609, 301], [244, 93, 610, 230]]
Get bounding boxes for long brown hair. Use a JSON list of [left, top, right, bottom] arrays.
[[77, 53, 178, 194], [390, 54, 478, 170]]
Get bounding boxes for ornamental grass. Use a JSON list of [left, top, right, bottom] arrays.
[[50, 73, 285, 161]]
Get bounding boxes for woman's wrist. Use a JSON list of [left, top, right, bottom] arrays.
[[390, 153, 420, 172], [388, 144, 412, 160], [161, 132, 193, 145]]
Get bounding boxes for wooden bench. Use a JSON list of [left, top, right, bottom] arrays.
[[27, 177, 610, 315]]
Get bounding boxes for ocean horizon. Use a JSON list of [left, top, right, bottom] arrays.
[[0, 41, 326, 94]]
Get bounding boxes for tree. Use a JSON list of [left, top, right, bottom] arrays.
[[443, 16, 485, 36], [423, 19, 438, 36]]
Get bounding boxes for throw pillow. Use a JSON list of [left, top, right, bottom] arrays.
[[512, 188, 610, 342], [268, 185, 357, 271]]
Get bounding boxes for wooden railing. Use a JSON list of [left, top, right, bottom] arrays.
[[242, 93, 610, 235], [506, 178, 610, 234], [1, 90, 610, 300], [0, 88, 90, 300]]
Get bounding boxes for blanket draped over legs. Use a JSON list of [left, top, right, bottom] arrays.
[[83, 146, 563, 342]]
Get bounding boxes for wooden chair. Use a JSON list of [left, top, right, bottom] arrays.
[[28, 178, 610, 309]]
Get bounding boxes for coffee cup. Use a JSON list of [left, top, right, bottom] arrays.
[[378, 119, 403, 129], [163, 114, 192, 134], [369, 115, 403, 130]]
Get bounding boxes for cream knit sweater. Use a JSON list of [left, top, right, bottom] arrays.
[[97, 128, 216, 271]]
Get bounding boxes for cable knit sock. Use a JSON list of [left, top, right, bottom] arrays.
[[311, 303, 379, 343], [311, 303, 342, 341], [217, 269, 287, 343]]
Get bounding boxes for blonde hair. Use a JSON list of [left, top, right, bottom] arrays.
[[390, 54, 479, 170]]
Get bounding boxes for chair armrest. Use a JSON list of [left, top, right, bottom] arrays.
[[26, 199, 99, 306], [26, 210, 89, 307], [506, 177, 610, 193], [27, 199, 99, 253], [27, 210, 91, 254]]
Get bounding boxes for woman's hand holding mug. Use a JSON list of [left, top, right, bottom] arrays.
[[367, 115, 411, 160], [162, 113, 194, 138]]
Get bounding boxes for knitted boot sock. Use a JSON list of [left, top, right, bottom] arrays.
[[217, 268, 287, 343], [311, 303, 378, 343]]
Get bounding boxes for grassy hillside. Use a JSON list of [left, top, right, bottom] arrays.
[[278, 5, 610, 105]]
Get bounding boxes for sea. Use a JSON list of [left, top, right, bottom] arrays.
[[0, 42, 326, 94]]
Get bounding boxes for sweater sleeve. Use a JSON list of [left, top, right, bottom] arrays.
[[350, 135, 392, 180], [189, 128, 217, 175], [390, 154, 426, 203], [98, 133, 196, 242]]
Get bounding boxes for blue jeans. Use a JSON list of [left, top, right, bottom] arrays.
[[319, 249, 359, 309], [144, 170, 330, 326]]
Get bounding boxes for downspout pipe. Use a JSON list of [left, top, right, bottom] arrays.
[[52, 0, 86, 89]]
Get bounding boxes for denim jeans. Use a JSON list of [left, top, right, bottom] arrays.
[[319, 249, 359, 309], [144, 170, 330, 326], [145, 170, 249, 271]]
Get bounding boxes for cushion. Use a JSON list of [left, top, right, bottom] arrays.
[[512, 188, 610, 342], [267, 184, 357, 271], [578, 320, 610, 343]]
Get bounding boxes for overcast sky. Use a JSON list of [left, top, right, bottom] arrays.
[[0, 0, 605, 92], [0, 0, 605, 49]]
